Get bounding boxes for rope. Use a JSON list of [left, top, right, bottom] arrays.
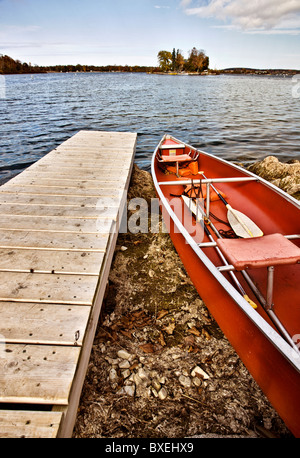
[[184, 180, 238, 239]]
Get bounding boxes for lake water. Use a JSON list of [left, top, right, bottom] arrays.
[[0, 72, 299, 184]]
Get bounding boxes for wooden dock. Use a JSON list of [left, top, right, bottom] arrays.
[[0, 130, 137, 437]]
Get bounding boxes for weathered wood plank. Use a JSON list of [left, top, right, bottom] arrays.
[[54, 147, 135, 154], [0, 192, 123, 208], [57, 137, 134, 142], [28, 155, 132, 169], [28, 150, 133, 164], [17, 169, 130, 180], [0, 344, 81, 405], [0, 229, 109, 252], [0, 203, 119, 219], [0, 248, 104, 275], [62, 132, 136, 142], [0, 410, 63, 438], [56, 142, 136, 150], [57, 141, 136, 150], [0, 215, 114, 233], [67, 130, 135, 138], [6, 177, 128, 189], [0, 271, 99, 304], [0, 302, 90, 345], [0, 185, 124, 197], [31, 161, 131, 170]]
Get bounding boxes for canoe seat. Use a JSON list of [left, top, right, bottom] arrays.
[[161, 154, 192, 163], [216, 233, 300, 271], [157, 148, 199, 177], [216, 233, 300, 310]]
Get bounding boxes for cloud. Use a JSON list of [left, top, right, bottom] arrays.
[[154, 5, 170, 8], [180, 0, 192, 7], [181, 0, 300, 33], [0, 24, 41, 34], [0, 24, 42, 47]]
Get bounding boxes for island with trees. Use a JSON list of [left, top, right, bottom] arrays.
[[157, 47, 209, 74]]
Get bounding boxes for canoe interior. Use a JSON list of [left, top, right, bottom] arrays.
[[154, 137, 300, 340], [153, 135, 300, 436]]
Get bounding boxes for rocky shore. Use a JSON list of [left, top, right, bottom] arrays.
[[248, 156, 300, 200], [73, 157, 299, 439]]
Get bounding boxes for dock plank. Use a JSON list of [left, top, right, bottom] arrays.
[[0, 215, 114, 233], [0, 302, 90, 345], [0, 192, 123, 208], [27, 149, 133, 164], [0, 229, 109, 251], [0, 410, 63, 438], [0, 203, 119, 218], [0, 271, 99, 304], [0, 184, 125, 197], [0, 344, 81, 405], [5, 177, 127, 189], [51, 147, 134, 155], [0, 248, 104, 275], [17, 169, 130, 180], [31, 162, 131, 171], [29, 156, 132, 169]]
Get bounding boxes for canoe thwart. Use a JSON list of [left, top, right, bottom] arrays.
[[158, 176, 258, 186]]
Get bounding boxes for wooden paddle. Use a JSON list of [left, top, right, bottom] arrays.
[[182, 195, 258, 308], [198, 172, 264, 238]]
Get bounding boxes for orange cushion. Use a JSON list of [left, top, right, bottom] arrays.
[[166, 166, 191, 176], [189, 161, 199, 175], [161, 154, 192, 162]]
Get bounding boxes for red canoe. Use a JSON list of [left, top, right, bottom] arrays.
[[151, 134, 300, 437]]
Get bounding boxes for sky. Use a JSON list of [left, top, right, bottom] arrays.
[[0, 0, 300, 69]]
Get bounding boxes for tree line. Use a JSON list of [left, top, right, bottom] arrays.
[[0, 54, 41, 74], [0, 54, 160, 75], [157, 48, 209, 73], [1, 50, 209, 75]]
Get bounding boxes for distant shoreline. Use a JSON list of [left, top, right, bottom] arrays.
[[2, 68, 300, 77], [220, 68, 300, 77], [1, 54, 300, 76]]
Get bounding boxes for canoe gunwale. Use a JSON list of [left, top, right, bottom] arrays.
[[151, 134, 300, 374]]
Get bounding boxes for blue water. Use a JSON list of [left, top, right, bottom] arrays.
[[0, 72, 299, 184]]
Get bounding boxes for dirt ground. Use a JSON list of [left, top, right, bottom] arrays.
[[73, 163, 297, 439]]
